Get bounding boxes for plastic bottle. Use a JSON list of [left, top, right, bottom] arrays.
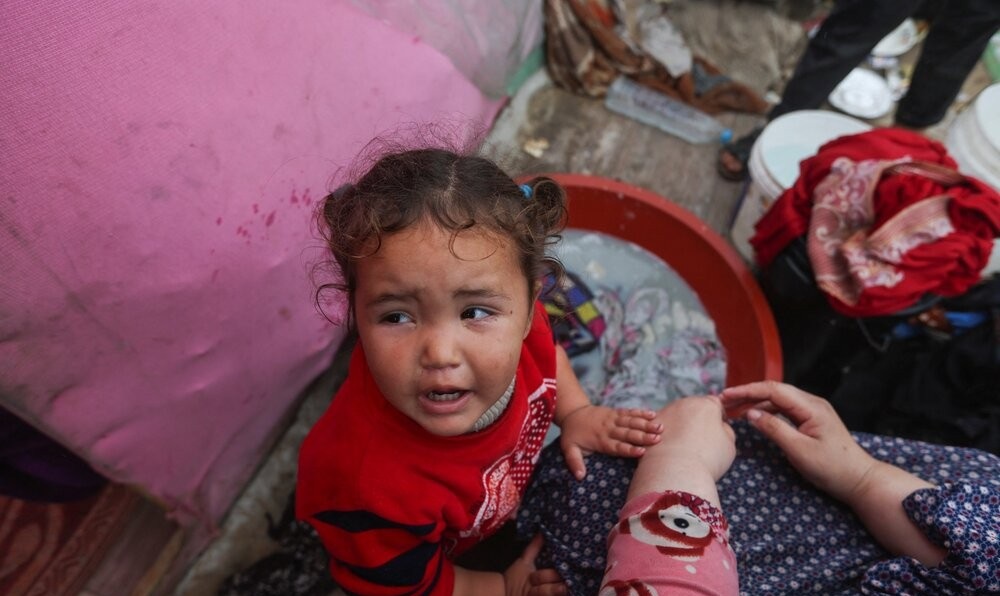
[[604, 76, 733, 145]]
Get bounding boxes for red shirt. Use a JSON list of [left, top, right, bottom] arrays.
[[296, 301, 557, 595]]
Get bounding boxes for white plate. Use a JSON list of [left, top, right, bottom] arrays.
[[758, 110, 872, 188], [872, 18, 921, 58], [828, 68, 894, 120]]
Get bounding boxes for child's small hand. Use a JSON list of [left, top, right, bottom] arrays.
[[503, 534, 567, 596], [558, 405, 662, 480], [721, 381, 878, 504]]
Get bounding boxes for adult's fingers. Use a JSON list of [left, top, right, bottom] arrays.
[[723, 398, 777, 420], [745, 407, 806, 455], [722, 381, 818, 426]]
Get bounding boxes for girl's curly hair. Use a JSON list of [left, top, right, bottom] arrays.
[[316, 147, 566, 327]]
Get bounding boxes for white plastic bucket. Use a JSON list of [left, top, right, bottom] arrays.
[[729, 110, 872, 262], [947, 83, 1000, 191], [947, 83, 1000, 274]]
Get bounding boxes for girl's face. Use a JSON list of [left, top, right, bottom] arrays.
[[354, 219, 535, 437]]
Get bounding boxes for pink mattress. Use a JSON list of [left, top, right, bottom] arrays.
[[1, 0, 502, 526]]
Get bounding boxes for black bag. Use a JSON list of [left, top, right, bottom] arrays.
[[758, 238, 1000, 454]]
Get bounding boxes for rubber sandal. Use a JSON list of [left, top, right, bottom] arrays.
[[716, 127, 763, 181]]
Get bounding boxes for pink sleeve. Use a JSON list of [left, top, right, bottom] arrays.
[[601, 491, 738, 596]]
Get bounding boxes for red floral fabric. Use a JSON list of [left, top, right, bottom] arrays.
[[751, 128, 1000, 317]]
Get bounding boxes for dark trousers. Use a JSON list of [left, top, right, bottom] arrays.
[[770, 0, 1000, 127]]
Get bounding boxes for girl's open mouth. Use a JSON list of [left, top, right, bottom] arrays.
[[426, 390, 464, 402], [419, 390, 471, 415]]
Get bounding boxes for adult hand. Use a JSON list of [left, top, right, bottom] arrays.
[[558, 404, 662, 480], [721, 381, 878, 504], [723, 381, 945, 566], [503, 534, 567, 596]]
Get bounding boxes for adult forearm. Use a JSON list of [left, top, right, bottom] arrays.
[[847, 461, 946, 567]]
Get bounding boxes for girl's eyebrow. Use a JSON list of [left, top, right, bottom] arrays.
[[454, 288, 511, 301], [365, 292, 414, 307], [364, 288, 511, 307]]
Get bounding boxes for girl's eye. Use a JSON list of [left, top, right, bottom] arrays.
[[461, 307, 492, 321], [380, 312, 412, 324]]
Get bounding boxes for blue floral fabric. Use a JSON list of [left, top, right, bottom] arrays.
[[862, 484, 1000, 594], [518, 422, 1000, 595]]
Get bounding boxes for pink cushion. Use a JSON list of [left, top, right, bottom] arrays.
[[1, 0, 501, 526]]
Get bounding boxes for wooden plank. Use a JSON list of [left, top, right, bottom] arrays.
[[81, 494, 180, 596]]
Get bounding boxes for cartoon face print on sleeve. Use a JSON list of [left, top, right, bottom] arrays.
[[601, 491, 738, 596], [621, 495, 714, 559]]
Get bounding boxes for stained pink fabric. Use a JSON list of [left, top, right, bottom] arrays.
[[1, 0, 501, 526]]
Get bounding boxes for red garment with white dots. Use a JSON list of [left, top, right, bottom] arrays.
[[296, 301, 557, 596]]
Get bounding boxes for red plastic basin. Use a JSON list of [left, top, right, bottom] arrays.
[[546, 173, 782, 385]]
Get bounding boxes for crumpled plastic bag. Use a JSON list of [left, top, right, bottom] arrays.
[[352, 0, 544, 97]]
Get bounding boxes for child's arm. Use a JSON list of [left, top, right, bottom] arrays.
[[601, 396, 738, 596], [721, 381, 946, 567], [626, 395, 736, 507], [554, 345, 662, 479]]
